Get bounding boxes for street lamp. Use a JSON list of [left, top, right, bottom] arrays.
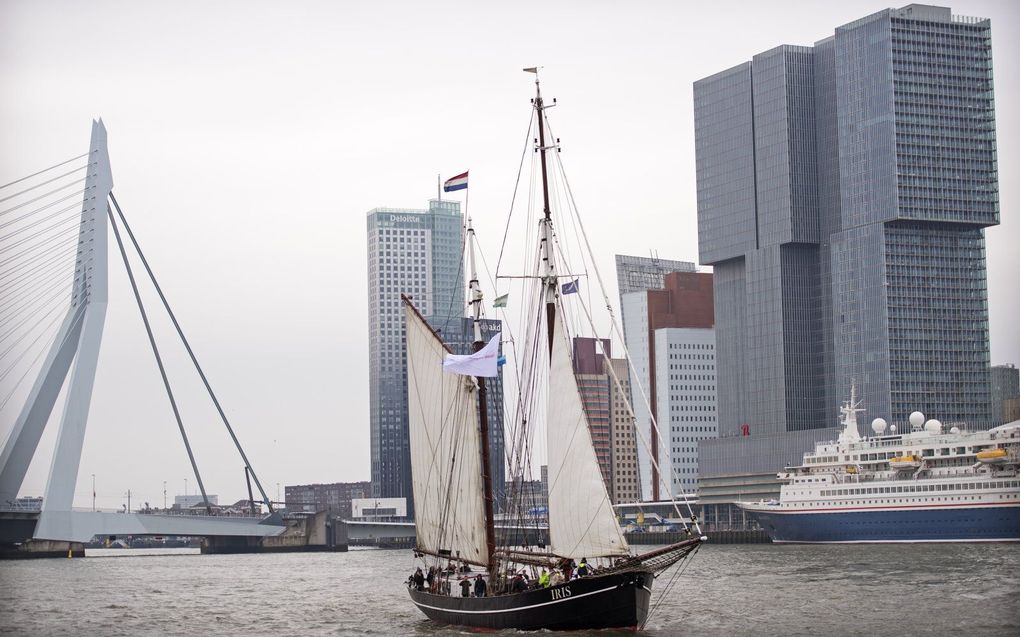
[[163, 481, 167, 510], [91, 474, 96, 512]]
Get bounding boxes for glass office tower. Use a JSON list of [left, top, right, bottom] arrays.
[[695, 4, 997, 442], [366, 200, 465, 508]]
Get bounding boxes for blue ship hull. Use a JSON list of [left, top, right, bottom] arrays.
[[749, 505, 1020, 543]]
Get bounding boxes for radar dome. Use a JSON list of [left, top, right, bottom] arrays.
[[924, 419, 942, 434], [909, 411, 926, 429], [871, 418, 888, 434], [889, 424, 898, 433], [950, 426, 961, 434]]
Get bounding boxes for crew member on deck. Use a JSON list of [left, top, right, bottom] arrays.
[[577, 558, 589, 577], [474, 574, 487, 597], [538, 569, 550, 588], [459, 577, 471, 597], [511, 573, 526, 593]]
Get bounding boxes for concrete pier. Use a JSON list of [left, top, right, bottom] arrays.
[[202, 512, 348, 554], [0, 539, 85, 559]]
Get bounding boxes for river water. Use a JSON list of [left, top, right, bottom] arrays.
[[1, 544, 1017, 636]]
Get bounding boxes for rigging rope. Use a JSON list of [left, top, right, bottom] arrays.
[[546, 121, 701, 532], [495, 113, 534, 280]]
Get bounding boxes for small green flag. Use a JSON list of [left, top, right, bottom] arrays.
[[493, 293, 509, 308]]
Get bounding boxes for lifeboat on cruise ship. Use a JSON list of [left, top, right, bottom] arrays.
[[976, 448, 1008, 464], [890, 455, 922, 470]]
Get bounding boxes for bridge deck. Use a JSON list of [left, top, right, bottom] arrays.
[[27, 511, 287, 542]]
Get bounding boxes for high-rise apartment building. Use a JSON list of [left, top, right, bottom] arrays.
[[620, 272, 714, 501], [573, 337, 614, 490], [655, 328, 718, 496], [366, 200, 465, 506], [609, 358, 641, 504], [570, 339, 641, 504], [694, 4, 999, 525]]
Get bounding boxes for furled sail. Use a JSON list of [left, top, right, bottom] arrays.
[[546, 310, 629, 558], [404, 304, 489, 563]]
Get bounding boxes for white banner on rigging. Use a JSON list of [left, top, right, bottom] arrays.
[[442, 332, 501, 377]]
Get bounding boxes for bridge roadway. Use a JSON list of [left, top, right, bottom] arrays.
[[1, 510, 287, 544]]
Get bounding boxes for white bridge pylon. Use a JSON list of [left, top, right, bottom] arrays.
[[0, 121, 284, 542]]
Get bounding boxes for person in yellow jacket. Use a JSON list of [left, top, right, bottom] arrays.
[[538, 569, 550, 588], [577, 558, 589, 577]]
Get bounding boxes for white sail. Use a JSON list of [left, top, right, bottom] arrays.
[[546, 310, 629, 558], [404, 304, 489, 564]]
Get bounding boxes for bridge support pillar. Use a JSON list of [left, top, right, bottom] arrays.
[[0, 539, 84, 560]]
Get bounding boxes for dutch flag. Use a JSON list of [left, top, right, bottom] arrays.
[[443, 171, 469, 192]]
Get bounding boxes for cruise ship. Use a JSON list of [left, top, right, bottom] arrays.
[[738, 388, 1020, 543]]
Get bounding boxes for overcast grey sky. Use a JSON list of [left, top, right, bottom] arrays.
[[1, 0, 1017, 509]]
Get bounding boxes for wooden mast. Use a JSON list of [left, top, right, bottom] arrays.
[[467, 217, 498, 578], [530, 69, 557, 356]]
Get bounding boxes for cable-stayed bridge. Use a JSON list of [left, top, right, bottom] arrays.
[[0, 122, 288, 553]]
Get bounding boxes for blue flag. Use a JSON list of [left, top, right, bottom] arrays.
[[561, 279, 579, 295]]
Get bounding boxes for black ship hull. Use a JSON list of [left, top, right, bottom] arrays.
[[408, 570, 654, 631]]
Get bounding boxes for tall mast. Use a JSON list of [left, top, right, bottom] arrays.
[[530, 69, 557, 355], [467, 216, 498, 576]]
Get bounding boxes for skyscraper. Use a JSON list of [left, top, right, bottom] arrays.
[[366, 200, 465, 506], [572, 337, 614, 490], [571, 338, 643, 504], [620, 272, 715, 500], [654, 327, 717, 497], [615, 255, 697, 299], [609, 358, 641, 504], [694, 4, 999, 523]]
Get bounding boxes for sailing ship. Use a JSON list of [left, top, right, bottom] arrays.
[[401, 70, 704, 631]]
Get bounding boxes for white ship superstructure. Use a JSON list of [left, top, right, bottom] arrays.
[[739, 387, 1020, 543]]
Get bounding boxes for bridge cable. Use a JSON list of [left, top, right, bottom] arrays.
[[0, 153, 88, 191], [0, 304, 83, 412], [0, 227, 82, 270], [0, 192, 88, 231], [0, 298, 70, 384], [109, 192, 274, 512], [0, 181, 89, 218], [0, 166, 88, 204], [0, 235, 79, 276], [0, 247, 77, 302], [0, 279, 72, 337], [107, 203, 214, 515], [0, 202, 83, 243]]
